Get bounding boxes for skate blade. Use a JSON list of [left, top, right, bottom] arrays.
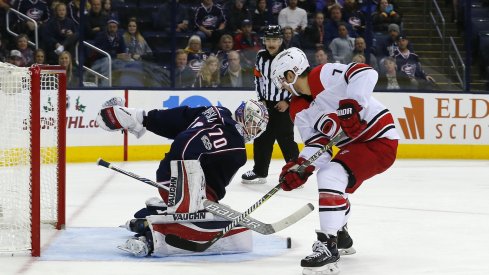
[[339, 246, 356, 256], [302, 262, 340, 275], [241, 179, 267, 184]]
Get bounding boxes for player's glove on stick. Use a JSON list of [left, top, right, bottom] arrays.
[[337, 99, 367, 138], [279, 158, 315, 191]]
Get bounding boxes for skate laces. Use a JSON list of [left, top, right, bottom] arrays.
[[243, 171, 256, 177], [306, 241, 332, 259]]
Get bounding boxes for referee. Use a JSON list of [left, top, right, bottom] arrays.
[[242, 25, 299, 184]]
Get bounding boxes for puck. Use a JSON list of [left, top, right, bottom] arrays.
[[286, 237, 292, 249]]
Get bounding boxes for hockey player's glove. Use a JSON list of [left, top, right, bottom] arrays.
[[337, 99, 367, 139], [279, 157, 315, 191]]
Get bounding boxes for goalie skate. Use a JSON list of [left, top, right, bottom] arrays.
[[117, 236, 150, 257]]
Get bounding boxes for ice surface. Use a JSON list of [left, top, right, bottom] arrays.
[[1, 159, 489, 275]]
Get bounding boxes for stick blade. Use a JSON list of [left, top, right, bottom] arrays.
[[165, 234, 214, 252]]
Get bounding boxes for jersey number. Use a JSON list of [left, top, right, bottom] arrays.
[[332, 69, 343, 75], [208, 128, 228, 149]]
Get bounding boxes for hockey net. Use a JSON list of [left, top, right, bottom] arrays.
[[0, 63, 66, 256]]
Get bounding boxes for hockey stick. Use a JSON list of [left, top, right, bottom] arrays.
[[165, 131, 346, 252], [204, 200, 314, 235], [96, 158, 168, 189], [96, 158, 311, 235]]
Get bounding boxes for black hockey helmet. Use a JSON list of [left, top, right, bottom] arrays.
[[263, 25, 282, 38]]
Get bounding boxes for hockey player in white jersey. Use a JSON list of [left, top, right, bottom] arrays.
[[271, 47, 400, 275]]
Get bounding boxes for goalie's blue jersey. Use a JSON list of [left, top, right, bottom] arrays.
[[145, 106, 247, 200]]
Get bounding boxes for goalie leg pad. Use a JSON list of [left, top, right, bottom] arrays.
[[146, 214, 252, 256], [167, 160, 206, 214]]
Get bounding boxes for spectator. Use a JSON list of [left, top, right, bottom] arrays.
[[91, 19, 130, 86], [329, 22, 355, 63], [67, 0, 90, 26], [394, 35, 436, 88], [174, 49, 196, 88], [302, 11, 326, 50], [376, 56, 417, 90], [316, 0, 338, 13], [225, 0, 252, 34], [7, 50, 25, 67], [324, 4, 356, 45], [372, 0, 401, 33], [85, 0, 108, 40], [194, 0, 227, 49], [252, 0, 269, 35], [183, 35, 209, 72], [221, 50, 254, 88], [14, 0, 50, 36], [122, 18, 153, 61], [154, 0, 191, 34], [269, 0, 287, 24], [234, 19, 261, 68], [314, 48, 329, 66], [282, 25, 301, 49], [375, 23, 414, 58], [346, 37, 379, 71], [34, 48, 46, 64], [278, 0, 307, 34], [215, 34, 234, 75], [351, 53, 365, 63], [233, 19, 261, 51], [342, 0, 366, 37], [193, 55, 220, 88], [58, 50, 79, 88], [15, 34, 34, 66], [102, 0, 118, 21], [44, 2, 78, 64]]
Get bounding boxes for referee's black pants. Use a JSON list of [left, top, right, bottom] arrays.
[[252, 102, 299, 177]]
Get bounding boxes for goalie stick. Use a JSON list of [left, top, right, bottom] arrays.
[[96, 158, 312, 235], [165, 131, 347, 252], [96, 158, 168, 190]]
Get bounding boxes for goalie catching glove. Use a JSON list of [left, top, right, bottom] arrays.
[[96, 97, 147, 138], [279, 158, 315, 191], [336, 99, 367, 139]]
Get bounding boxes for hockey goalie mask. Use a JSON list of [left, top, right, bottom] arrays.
[[271, 47, 310, 96], [235, 100, 269, 143]]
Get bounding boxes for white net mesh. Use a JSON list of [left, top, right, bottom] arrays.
[[0, 63, 62, 254]]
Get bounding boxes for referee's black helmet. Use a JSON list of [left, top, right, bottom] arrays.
[[263, 25, 282, 38]]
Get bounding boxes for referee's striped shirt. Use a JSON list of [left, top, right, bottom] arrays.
[[254, 49, 292, 102]]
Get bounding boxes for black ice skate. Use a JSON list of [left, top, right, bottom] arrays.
[[337, 224, 356, 256], [241, 170, 266, 184], [301, 231, 340, 275]]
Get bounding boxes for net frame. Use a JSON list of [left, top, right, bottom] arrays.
[[0, 64, 66, 257], [30, 65, 66, 257]]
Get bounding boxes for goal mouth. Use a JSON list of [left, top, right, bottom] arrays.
[[0, 63, 66, 256]]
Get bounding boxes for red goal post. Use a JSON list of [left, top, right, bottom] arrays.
[[0, 64, 66, 256]]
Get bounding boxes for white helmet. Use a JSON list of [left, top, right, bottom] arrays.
[[270, 47, 310, 96], [234, 99, 269, 143]]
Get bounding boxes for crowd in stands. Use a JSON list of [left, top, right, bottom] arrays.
[[0, 0, 486, 89]]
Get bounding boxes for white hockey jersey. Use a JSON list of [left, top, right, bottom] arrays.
[[292, 62, 400, 160]]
